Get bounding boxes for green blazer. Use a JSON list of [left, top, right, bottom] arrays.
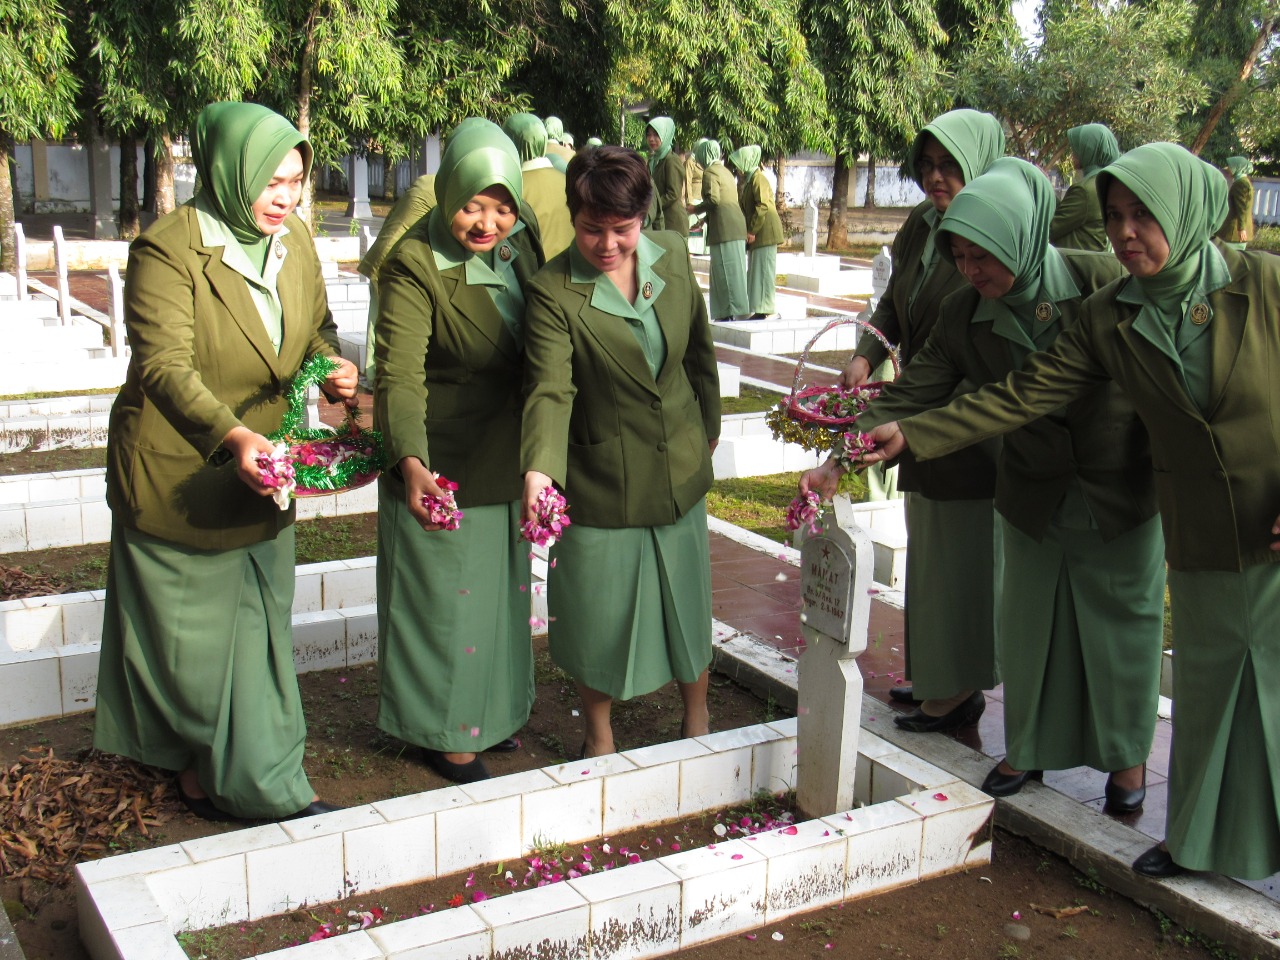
[[866, 249, 1155, 542], [1216, 176, 1255, 243], [1049, 177, 1108, 252], [692, 163, 747, 245], [902, 243, 1280, 572], [652, 151, 688, 237], [740, 170, 784, 249], [853, 200, 998, 500], [521, 232, 722, 528], [374, 219, 544, 508], [106, 204, 339, 550], [522, 166, 574, 259]]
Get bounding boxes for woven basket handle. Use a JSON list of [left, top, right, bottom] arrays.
[[789, 317, 902, 402]]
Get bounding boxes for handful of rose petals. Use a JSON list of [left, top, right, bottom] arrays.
[[255, 443, 296, 510], [785, 491, 825, 535], [835, 430, 879, 470], [522, 486, 572, 547], [421, 474, 464, 530]]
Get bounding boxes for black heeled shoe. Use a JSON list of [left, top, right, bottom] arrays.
[[176, 781, 241, 823], [282, 800, 344, 821], [1132, 843, 1183, 878], [1104, 768, 1146, 814], [422, 748, 490, 784], [980, 763, 1044, 797], [894, 691, 985, 733], [484, 737, 521, 753], [888, 686, 921, 705]]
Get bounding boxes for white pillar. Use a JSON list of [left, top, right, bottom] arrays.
[[107, 264, 126, 357], [803, 199, 819, 258], [345, 155, 372, 219], [13, 223, 27, 300], [88, 126, 119, 239], [53, 225, 71, 325], [423, 134, 442, 175]]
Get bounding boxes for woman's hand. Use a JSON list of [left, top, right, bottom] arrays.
[[858, 422, 908, 463], [685, 203, 697, 214], [320, 356, 360, 408], [222, 426, 279, 495], [522, 471, 554, 525], [400, 457, 448, 531], [799, 458, 846, 500], [747, 232, 756, 244], [839, 356, 873, 390]]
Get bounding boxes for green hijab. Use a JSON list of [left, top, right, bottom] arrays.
[[939, 157, 1056, 306], [695, 139, 721, 168], [728, 145, 762, 177], [646, 116, 676, 171], [502, 113, 548, 165], [1226, 155, 1252, 178], [544, 115, 567, 144], [1067, 124, 1121, 179], [191, 101, 312, 254], [907, 109, 1006, 188], [434, 118, 525, 225], [1097, 142, 1228, 306], [586, 137, 603, 148]]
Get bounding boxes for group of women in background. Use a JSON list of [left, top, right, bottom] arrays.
[[803, 108, 1277, 883]]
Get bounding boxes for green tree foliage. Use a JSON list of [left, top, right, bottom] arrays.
[[956, 0, 1207, 166], [0, 0, 80, 271]]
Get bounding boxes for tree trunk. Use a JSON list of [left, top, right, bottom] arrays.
[[774, 152, 787, 213], [864, 155, 877, 208], [1190, 17, 1278, 155], [0, 135, 15, 274], [154, 128, 176, 216], [143, 132, 156, 214], [297, 3, 320, 227], [827, 149, 849, 250], [119, 133, 141, 240]]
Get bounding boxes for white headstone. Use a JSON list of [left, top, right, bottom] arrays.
[[305, 384, 324, 431], [345, 155, 372, 219], [360, 224, 375, 259], [13, 223, 27, 301], [803, 199, 819, 258], [796, 496, 872, 816], [107, 264, 126, 357], [871, 246, 892, 301], [53, 225, 71, 325]]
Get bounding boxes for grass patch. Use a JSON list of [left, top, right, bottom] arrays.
[[1248, 225, 1280, 254], [707, 471, 870, 544], [294, 515, 379, 565], [0, 386, 119, 403], [720, 384, 784, 416]]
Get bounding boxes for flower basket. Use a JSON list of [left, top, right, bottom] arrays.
[[267, 356, 385, 498], [764, 318, 900, 454]]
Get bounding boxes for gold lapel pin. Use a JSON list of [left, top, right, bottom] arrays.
[[642, 281, 653, 300], [1035, 302, 1053, 322], [1190, 303, 1210, 325], [499, 245, 512, 262]]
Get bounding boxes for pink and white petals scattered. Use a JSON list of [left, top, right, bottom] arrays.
[[254, 443, 296, 510], [420, 473, 464, 530], [786, 491, 825, 535], [521, 487, 572, 547]]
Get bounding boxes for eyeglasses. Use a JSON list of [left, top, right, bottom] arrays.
[[916, 157, 963, 179]]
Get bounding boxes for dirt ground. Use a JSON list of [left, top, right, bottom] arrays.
[[1, 641, 1230, 960]]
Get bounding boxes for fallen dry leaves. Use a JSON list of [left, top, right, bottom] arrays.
[[0, 565, 62, 602], [1030, 902, 1092, 919], [0, 747, 180, 888]]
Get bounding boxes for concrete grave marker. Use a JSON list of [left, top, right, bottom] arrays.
[[53, 226, 71, 325], [803, 199, 819, 257], [797, 497, 872, 816], [13, 223, 27, 300], [871, 246, 892, 301]]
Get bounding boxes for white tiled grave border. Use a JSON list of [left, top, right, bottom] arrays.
[[76, 720, 992, 960]]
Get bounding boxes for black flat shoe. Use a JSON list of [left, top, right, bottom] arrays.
[[981, 763, 1044, 797], [888, 686, 921, 705], [177, 782, 241, 823], [422, 748, 490, 784], [1104, 769, 1147, 814], [282, 800, 344, 820], [483, 737, 521, 753], [894, 691, 985, 733], [1133, 843, 1183, 878]]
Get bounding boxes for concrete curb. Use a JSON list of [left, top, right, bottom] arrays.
[[713, 627, 1280, 960], [0, 904, 26, 960]]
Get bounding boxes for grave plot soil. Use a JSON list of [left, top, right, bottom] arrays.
[[0, 447, 106, 477]]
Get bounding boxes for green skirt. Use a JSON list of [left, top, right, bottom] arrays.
[[998, 513, 1165, 772], [1166, 562, 1280, 879], [708, 239, 749, 319], [547, 500, 713, 700], [746, 244, 777, 315], [93, 523, 313, 819], [902, 493, 1000, 698], [375, 481, 534, 752]]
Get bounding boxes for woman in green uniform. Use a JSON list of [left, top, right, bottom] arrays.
[[94, 102, 359, 821], [807, 157, 1163, 807], [688, 138, 749, 321], [729, 145, 785, 319], [645, 117, 687, 239], [1049, 123, 1120, 252], [1215, 155, 1254, 248], [837, 109, 1005, 732], [374, 119, 543, 784], [859, 142, 1280, 881], [521, 146, 721, 757], [543, 116, 575, 167], [503, 112, 574, 258]]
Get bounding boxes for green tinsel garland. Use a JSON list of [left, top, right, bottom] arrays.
[[268, 355, 386, 493]]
